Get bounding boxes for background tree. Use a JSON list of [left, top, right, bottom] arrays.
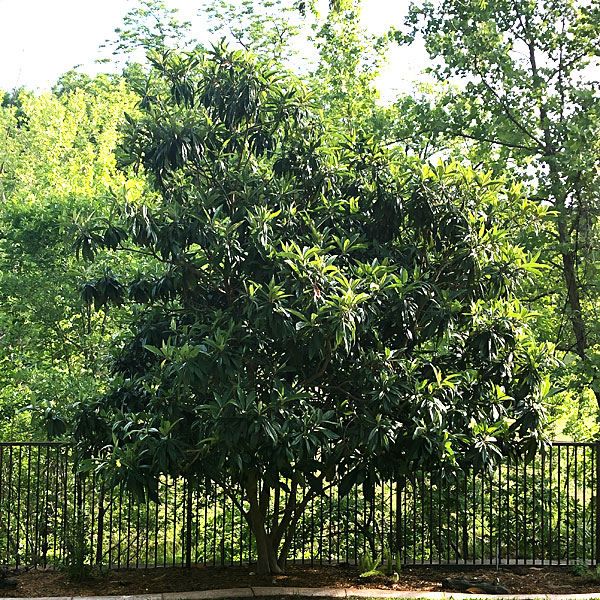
[[204, 0, 304, 63], [65, 45, 552, 574], [394, 0, 600, 418], [309, 0, 391, 137], [201, 0, 397, 159], [100, 0, 194, 60], [0, 75, 139, 438]]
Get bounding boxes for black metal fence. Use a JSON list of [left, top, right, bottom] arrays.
[[0, 441, 598, 569]]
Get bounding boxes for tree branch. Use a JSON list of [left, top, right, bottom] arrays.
[[450, 131, 538, 152], [471, 58, 546, 151]]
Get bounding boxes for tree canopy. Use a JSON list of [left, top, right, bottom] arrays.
[[395, 0, 600, 416], [3, 0, 600, 575], [62, 45, 552, 574], [0, 77, 138, 438]]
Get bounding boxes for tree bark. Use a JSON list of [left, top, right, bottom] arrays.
[[244, 474, 283, 575], [242, 471, 324, 574], [557, 219, 588, 359], [551, 170, 600, 409]]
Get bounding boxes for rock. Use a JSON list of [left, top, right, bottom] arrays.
[[442, 577, 510, 595], [0, 578, 17, 589]]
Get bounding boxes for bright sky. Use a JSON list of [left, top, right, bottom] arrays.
[[0, 0, 427, 99]]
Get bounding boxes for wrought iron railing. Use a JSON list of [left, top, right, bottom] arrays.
[[0, 441, 598, 569]]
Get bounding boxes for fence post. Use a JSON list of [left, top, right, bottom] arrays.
[[395, 477, 403, 560], [95, 481, 105, 565], [185, 484, 193, 568], [596, 440, 600, 566]]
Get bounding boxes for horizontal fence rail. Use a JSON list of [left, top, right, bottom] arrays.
[[0, 441, 598, 569]]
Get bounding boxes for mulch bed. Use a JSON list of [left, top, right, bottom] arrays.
[[3, 564, 600, 597]]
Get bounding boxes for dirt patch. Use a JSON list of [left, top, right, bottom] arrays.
[[3, 564, 600, 597]]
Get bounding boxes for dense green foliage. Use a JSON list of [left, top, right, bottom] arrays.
[[394, 0, 600, 428], [0, 0, 598, 574], [61, 44, 553, 573], [0, 76, 138, 438]]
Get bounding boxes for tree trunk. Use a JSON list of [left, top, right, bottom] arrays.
[[277, 511, 303, 571], [251, 518, 282, 574], [244, 474, 283, 575], [556, 208, 600, 410], [547, 148, 600, 410], [557, 220, 587, 358], [242, 472, 318, 574]]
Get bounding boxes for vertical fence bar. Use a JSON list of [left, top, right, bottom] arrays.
[[15, 446, 22, 569], [532, 455, 536, 564], [549, 444, 554, 564], [573, 446, 579, 561], [220, 487, 225, 567], [453, 476, 458, 564], [421, 472, 426, 564], [43, 446, 50, 568], [232, 485, 236, 566], [556, 446, 562, 565], [134, 486, 140, 568], [541, 448, 545, 565], [3, 445, 9, 570], [196, 488, 201, 566], [310, 494, 315, 566], [520, 459, 524, 564], [154, 483, 159, 567], [380, 482, 385, 566], [0, 446, 5, 569], [96, 480, 105, 565], [581, 446, 587, 564], [489, 470, 493, 565], [126, 491, 132, 567], [24, 444, 32, 566], [394, 480, 401, 560], [117, 484, 123, 569], [354, 484, 359, 566], [593, 440, 600, 566], [89, 470, 95, 567], [172, 478, 178, 567], [429, 474, 434, 565], [513, 459, 517, 564], [437, 477, 442, 565], [33, 446, 41, 568], [185, 483, 192, 568], [567, 446, 571, 564], [212, 482, 218, 566], [163, 479, 168, 566], [505, 460, 510, 565], [203, 482, 208, 565], [471, 467, 475, 565], [496, 463, 508, 561], [318, 490, 323, 565], [1, 440, 599, 569]]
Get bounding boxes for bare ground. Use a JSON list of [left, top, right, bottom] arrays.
[[3, 564, 600, 598]]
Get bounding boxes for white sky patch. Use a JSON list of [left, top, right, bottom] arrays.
[[0, 0, 427, 99], [0, 0, 124, 91]]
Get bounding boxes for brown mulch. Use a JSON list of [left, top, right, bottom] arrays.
[[3, 564, 600, 598]]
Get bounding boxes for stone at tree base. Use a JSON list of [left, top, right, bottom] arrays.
[[0, 577, 17, 589], [442, 577, 510, 594]]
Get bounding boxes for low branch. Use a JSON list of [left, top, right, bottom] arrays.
[[259, 479, 271, 518], [450, 131, 538, 152], [524, 290, 560, 303], [471, 58, 546, 151], [271, 473, 299, 549], [300, 339, 333, 387]]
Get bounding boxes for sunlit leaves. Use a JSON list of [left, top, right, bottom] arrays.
[[67, 47, 551, 523], [400, 0, 600, 414], [0, 75, 139, 439]]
